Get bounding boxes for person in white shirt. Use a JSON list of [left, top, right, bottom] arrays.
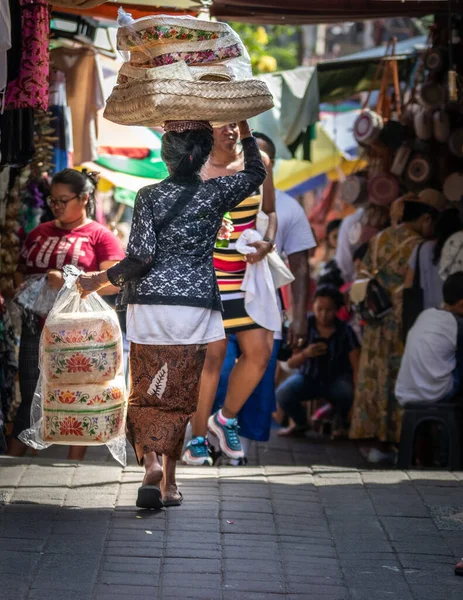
[[396, 272, 463, 406]]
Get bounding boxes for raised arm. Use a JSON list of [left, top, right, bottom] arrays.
[[211, 121, 267, 212]]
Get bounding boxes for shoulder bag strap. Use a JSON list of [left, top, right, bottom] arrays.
[[376, 234, 421, 275], [413, 242, 424, 290], [154, 183, 200, 236]]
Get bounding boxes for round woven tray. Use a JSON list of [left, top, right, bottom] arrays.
[[104, 78, 274, 127]]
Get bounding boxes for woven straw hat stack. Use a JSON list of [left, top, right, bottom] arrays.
[[104, 14, 274, 127]]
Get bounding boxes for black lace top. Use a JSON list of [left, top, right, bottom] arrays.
[[107, 137, 266, 312]]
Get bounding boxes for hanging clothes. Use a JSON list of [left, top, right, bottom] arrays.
[[0, 108, 35, 167], [50, 47, 105, 164], [5, 0, 50, 112], [0, 0, 11, 102], [48, 68, 74, 172], [6, 0, 20, 86]]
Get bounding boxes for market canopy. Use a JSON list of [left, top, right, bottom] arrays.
[[210, 0, 461, 23], [51, 0, 463, 22]]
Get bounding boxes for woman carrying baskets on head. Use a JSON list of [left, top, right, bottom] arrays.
[[78, 120, 266, 509]]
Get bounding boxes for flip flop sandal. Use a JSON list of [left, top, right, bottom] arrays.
[[455, 560, 463, 576], [162, 491, 183, 508], [136, 485, 163, 510]]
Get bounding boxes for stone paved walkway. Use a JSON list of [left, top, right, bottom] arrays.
[[1, 435, 463, 600]]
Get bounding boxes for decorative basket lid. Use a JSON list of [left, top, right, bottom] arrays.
[[419, 82, 446, 109], [340, 175, 366, 204], [368, 173, 399, 207], [405, 154, 432, 184], [353, 110, 383, 144], [449, 128, 463, 158], [444, 172, 463, 203]]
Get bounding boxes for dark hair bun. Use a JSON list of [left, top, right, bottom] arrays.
[[81, 168, 100, 187], [161, 129, 213, 178]]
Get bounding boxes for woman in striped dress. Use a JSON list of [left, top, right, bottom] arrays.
[[184, 123, 277, 465]]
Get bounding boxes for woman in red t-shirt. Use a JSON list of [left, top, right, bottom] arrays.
[[8, 168, 125, 459]]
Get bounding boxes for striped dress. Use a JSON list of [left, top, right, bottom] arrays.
[[213, 192, 261, 333]]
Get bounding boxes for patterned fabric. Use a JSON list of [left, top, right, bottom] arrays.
[[214, 193, 261, 332], [439, 231, 463, 280], [44, 379, 125, 408], [130, 44, 242, 69], [349, 224, 423, 443], [43, 404, 125, 444], [42, 311, 122, 384], [125, 24, 226, 47], [128, 342, 207, 462], [42, 346, 122, 385], [5, 0, 50, 111], [42, 374, 125, 443], [108, 137, 266, 311], [38, 304, 126, 446]]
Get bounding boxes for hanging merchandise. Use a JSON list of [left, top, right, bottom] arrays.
[[0, 168, 21, 300], [433, 108, 451, 143], [0, 0, 11, 101], [340, 175, 367, 205], [5, 0, 50, 112], [352, 38, 403, 210], [0, 109, 35, 167], [104, 10, 273, 127], [50, 46, 105, 164], [48, 68, 74, 173], [96, 151, 169, 180]]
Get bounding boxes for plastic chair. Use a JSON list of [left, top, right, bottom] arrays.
[[398, 402, 461, 470]]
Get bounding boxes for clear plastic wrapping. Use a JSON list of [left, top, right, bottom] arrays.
[[115, 8, 252, 83], [15, 275, 59, 318], [19, 266, 127, 466]]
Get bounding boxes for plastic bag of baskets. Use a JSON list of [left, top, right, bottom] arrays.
[[104, 9, 274, 127], [19, 265, 128, 465]]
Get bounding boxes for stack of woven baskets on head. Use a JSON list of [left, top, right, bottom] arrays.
[[104, 12, 274, 127]]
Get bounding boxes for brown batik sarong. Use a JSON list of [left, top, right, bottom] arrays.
[[128, 342, 207, 463]]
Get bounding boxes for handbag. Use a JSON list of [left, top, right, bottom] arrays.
[[402, 243, 424, 342]]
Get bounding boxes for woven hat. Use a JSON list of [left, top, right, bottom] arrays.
[[104, 78, 274, 127], [414, 188, 448, 212]]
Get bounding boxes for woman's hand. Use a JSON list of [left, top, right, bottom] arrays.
[[46, 270, 64, 290], [304, 343, 328, 359], [238, 120, 252, 140], [246, 240, 273, 265], [77, 271, 109, 299]]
